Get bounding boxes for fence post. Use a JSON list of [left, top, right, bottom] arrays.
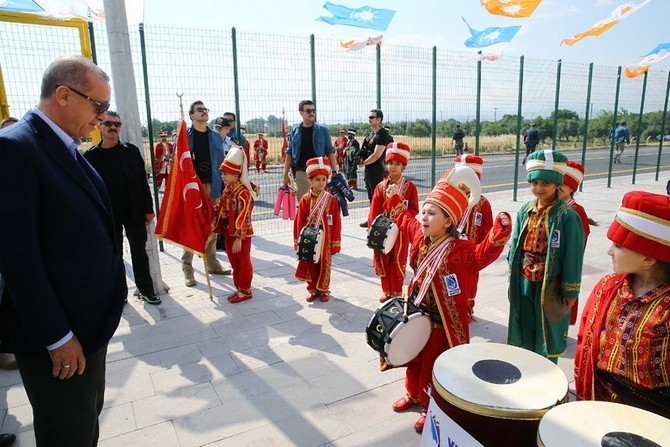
[[376, 44, 381, 109], [656, 71, 670, 181], [431, 46, 437, 186], [88, 22, 97, 64], [139, 23, 162, 253], [607, 66, 622, 188], [310, 34, 317, 106], [513, 55, 524, 202], [580, 63, 593, 192], [475, 58, 481, 155], [231, 28, 242, 136], [632, 71, 648, 184], [552, 59, 561, 150]]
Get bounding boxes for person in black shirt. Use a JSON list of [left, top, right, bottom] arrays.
[[359, 109, 393, 227], [84, 111, 160, 305]]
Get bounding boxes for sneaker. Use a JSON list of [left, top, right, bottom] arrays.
[[208, 265, 232, 275], [184, 273, 196, 287], [139, 291, 161, 305]]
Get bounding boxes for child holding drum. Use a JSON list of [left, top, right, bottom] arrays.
[[575, 191, 670, 419], [215, 146, 257, 303], [383, 166, 511, 433], [367, 142, 419, 303], [293, 157, 342, 302]]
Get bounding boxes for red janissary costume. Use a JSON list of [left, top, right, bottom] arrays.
[[215, 146, 256, 301], [455, 154, 493, 316], [333, 130, 348, 170], [253, 134, 268, 172], [293, 157, 342, 298], [154, 133, 173, 188], [574, 191, 670, 418], [368, 142, 419, 299], [384, 167, 511, 413]]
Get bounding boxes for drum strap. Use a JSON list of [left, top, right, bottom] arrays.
[[306, 189, 330, 228], [412, 236, 454, 307]]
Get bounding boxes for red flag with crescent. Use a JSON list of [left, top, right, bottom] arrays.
[[155, 120, 213, 255]]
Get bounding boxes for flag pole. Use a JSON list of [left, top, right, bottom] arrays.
[[177, 91, 214, 301]]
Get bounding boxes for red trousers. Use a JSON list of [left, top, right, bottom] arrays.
[[224, 235, 253, 294], [404, 325, 449, 409]]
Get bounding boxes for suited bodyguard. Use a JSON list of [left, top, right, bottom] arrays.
[[0, 56, 127, 446], [84, 110, 161, 305]]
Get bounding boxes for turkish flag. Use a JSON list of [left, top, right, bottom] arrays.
[[155, 120, 213, 255]]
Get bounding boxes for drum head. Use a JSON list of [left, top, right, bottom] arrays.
[[382, 222, 399, 254], [432, 343, 568, 419], [313, 228, 323, 263], [538, 401, 670, 447], [384, 312, 431, 366]]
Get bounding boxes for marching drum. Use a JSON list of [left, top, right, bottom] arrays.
[[297, 226, 323, 263], [365, 298, 431, 367], [367, 214, 399, 254], [537, 401, 670, 447], [427, 343, 568, 447]]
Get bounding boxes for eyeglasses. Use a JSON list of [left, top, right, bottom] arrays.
[[195, 107, 209, 113], [101, 120, 122, 128], [369, 115, 378, 120], [60, 85, 110, 115], [302, 108, 316, 114]]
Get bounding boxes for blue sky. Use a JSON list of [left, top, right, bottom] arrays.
[[142, 0, 669, 70]]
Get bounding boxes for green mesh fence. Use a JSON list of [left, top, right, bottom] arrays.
[[1, 21, 668, 235]]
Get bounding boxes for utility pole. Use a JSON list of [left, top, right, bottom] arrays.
[[494, 107, 498, 121], [103, 0, 165, 294]]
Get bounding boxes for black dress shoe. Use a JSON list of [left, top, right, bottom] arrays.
[[0, 433, 16, 447], [359, 221, 368, 228], [139, 292, 161, 305]]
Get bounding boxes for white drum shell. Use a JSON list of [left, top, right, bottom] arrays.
[[537, 401, 670, 447], [384, 312, 431, 367], [432, 343, 568, 417]]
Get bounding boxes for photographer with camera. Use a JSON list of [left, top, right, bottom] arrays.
[[359, 109, 393, 227]]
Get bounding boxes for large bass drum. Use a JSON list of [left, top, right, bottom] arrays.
[[538, 401, 670, 447], [297, 226, 323, 263], [424, 343, 568, 447], [365, 298, 431, 367], [367, 214, 399, 254]]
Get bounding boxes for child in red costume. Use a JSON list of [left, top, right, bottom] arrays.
[[293, 157, 342, 302], [384, 166, 511, 433], [368, 142, 419, 302], [215, 146, 256, 303], [558, 160, 598, 324], [454, 153, 493, 319]]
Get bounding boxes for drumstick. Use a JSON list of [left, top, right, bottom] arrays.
[[403, 296, 409, 323]]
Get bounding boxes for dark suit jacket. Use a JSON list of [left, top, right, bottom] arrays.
[[0, 110, 127, 356], [84, 142, 154, 222]]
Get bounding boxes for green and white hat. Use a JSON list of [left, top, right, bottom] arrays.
[[526, 150, 568, 185]]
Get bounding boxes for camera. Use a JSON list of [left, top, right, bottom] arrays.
[[214, 116, 232, 128]]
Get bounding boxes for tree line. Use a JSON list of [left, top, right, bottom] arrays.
[[143, 109, 670, 143]]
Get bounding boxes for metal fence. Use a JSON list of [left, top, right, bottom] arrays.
[[2, 19, 669, 234]]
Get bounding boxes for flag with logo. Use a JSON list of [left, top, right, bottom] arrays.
[[340, 35, 383, 51], [155, 120, 213, 255], [560, 0, 651, 47], [462, 17, 521, 48], [625, 43, 670, 78], [316, 2, 396, 31], [481, 0, 543, 18]]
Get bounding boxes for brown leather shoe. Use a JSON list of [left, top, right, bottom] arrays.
[[392, 394, 418, 412], [0, 353, 17, 370], [414, 411, 427, 433]]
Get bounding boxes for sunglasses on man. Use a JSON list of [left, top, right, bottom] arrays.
[[101, 121, 122, 128]]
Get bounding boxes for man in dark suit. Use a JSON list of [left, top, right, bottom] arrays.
[[84, 111, 161, 305], [0, 56, 127, 446]]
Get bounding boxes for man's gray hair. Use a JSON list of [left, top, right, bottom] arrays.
[[40, 55, 109, 100]]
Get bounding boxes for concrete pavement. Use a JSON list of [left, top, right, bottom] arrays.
[[1, 171, 668, 446]]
